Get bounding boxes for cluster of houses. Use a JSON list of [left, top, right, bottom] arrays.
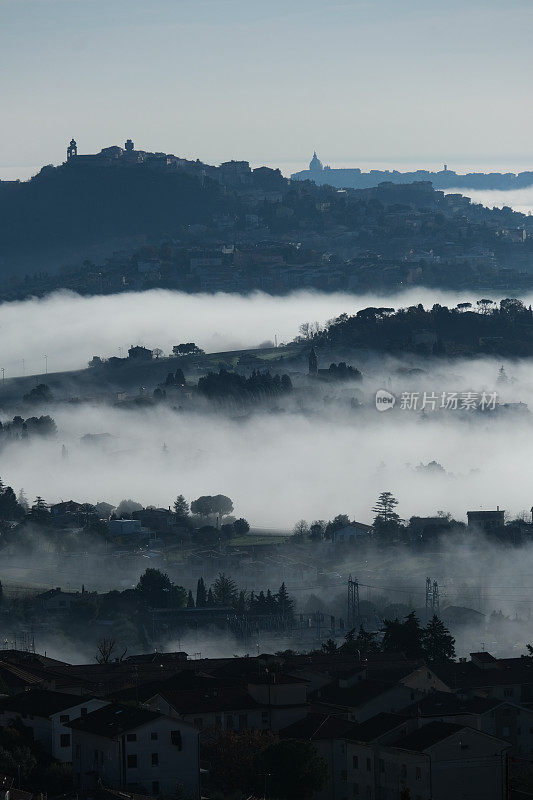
[[0, 646, 532, 799]]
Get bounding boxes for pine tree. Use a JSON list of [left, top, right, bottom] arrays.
[[382, 612, 424, 659], [212, 573, 237, 606], [196, 577, 207, 608], [174, 495, 190, 519], [277, 583, 294, 620], [236, 590, 246, 617], [423, 615, 456, 662], [187, 590, 195, 608], [207, 587, 215, 607]]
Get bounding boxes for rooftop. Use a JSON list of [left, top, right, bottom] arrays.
[[0, 688, 90, 718], [68, 703, 162, 738], [391, 721, 464, 752]]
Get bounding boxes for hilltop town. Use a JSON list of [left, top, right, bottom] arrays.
[[1, 140, 533, 296]]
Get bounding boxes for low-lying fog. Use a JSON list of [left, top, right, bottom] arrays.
[[1, 352, 533, 527], [2, 287, 532, 378], [447, 185, 533, 215]]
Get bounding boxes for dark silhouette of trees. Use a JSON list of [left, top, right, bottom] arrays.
[[382, 612, 425, 659], [191, 494, 234, 519], [233, 518, 250, 536], [253, 739, 328, 800], [22, 384, 53, 404], [198, 368, 292, 402], [196, 577, 207, 608], [212, 573, 238, 606], [173, 494, 190, 519], [423, 615, 456, 662]]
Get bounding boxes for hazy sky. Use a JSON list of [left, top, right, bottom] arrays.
[[1, 0, 533, 179]]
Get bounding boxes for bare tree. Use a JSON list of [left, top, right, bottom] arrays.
[[95, 637, 116, 664], [152, 348, 164, 359]]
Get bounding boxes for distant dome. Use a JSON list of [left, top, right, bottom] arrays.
[[309, 151, 323, 172]]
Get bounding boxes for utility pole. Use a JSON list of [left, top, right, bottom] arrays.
[[348, 575, 360, 627], [44, 354, 48, 374], [432, 581, 440, 614], [425, 577, 432, 621]]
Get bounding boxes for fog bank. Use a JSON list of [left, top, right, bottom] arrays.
[[1, 287, 530, 378]]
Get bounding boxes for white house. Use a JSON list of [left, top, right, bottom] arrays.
[[0, 689, 108, 763], [68, 702, 199, 798]]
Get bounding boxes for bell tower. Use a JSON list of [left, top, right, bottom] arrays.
[[67, 139, 77, 160]]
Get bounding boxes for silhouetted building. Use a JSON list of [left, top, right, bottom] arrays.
[[467, 508, 505, 532], [309, 151, 323, 172], [67, 139, 77, 160], [128, 345, 153, 360]]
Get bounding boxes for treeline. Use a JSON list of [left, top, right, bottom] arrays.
[[198, 368, 292, 401], [313, 297, 533, 356], [192, 574, 294, 619], [319, 611, 455, 663]]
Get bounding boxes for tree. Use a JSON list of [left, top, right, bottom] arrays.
[[196, 577, 207, 608], [202, 730, 276, 796], [95, 637, 116, 664], [22, 384, 53, 404], [212, 573, 237, 606], [277, 582, 294, 619], [115, 499, 143, 517], [372, 491, 402, 539], [152, 348, 163, 359], [233, 518, 250, 536], [186, 590, 195, 608], [309, 520, 326, 540], [191, 494, 234, 519], [0, 486, 24, 521], [382, 612, 424, 659], [253, 739, 328, 800], [175, 368, 185, 385], [423, 615, 456, 662], [172, 343, 204, 356], [322, 638, 338, 654], [29, 496, 49, 524], [136, 568, 178, 608], [293, 520, 309, 540], [325, 514, 350, 539], [173, 494, 190, 519]]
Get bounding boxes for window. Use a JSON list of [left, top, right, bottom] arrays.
[[366, 788, 372, 799], [171, 730, 182, 750], [400, 764, 407, 779], [151, 732, 158, 741], [379, 760, 384, 774], [75, 744, 81, 759], [261, 711, 269, 724], [239, 714, 247, 730], [151, 753, 159, 766], [366, 758, 371, 772], [504, 689, 514, 697], [193, 718, 203, 730], [60, 714, 70, 724], [215, 715, 222, 730], [353, 784, 359, 796], [60, 733, 70, 748], [416, 767, 422, 781], [352, 755, 359, 769], [126, 733, 137, 742], [226, 715, 234, 730], [127, 755, 137, 769], [341, 770, 347, 782], [152, 782, 160, 795]]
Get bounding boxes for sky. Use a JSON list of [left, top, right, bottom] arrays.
[[1, 0, 533, 180]]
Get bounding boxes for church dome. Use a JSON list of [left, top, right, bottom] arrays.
[[309, 151, 323, 171]]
